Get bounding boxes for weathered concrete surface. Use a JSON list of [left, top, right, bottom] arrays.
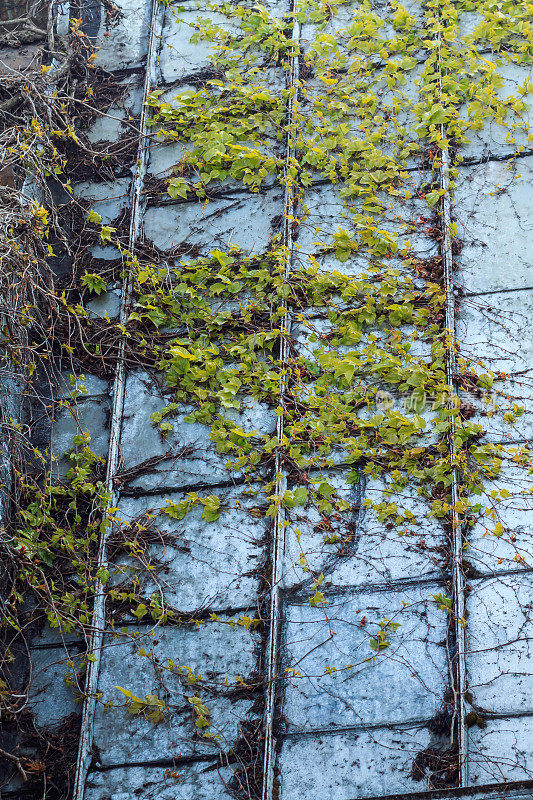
[[283, 473, 445, 590], [300, 0, 425, 54], [301, 66, 423, 168], [56, 0, 533, 797], [466, 573, 533, 716], [26, 646, 82, 728], [278, 726, 433, 799], [293, 315, 433, 361], [51, 396, 110, 469], [296, 181, 438, 263], [91, 0, 151, 70], [114, 485, 266, 612], [85, 757, 533, 800], [158, 0, 287, 83], [87, 285, 122, 319], [85, 75, 143, 145], [119, 370, 274, 490], [147, 133, 281, 190], [455, 158, 533, 295], [459, 382, 533, 444], [85, 762, 236, 800], [73, 178, 131, 225], [159, 6, 241, 83], [457, 289, 533, 378], [93, 620, 259, 764], [57, 372, 110, 400], [280, 584, 447, 731], [467, 463, 533, 574], [147, 126, 193, 179], [469, 717, 533, 786], [459, 62, 533, 161], [143, 190, 283, 254]]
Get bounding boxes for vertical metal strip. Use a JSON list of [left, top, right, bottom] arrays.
[[436, 13, 468, 780], [72, 2, 164, 797], [262, 11, 300, 800], [441, 144, 468, 786]]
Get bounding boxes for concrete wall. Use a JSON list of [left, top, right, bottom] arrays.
[[7, 0, 533, 798]]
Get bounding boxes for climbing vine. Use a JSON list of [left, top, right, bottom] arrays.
[[133, 0, 533, 541], [1, 0, 533, 796]]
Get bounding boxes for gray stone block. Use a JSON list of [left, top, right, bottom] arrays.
[[143, 190, 282, 254], [92, 0, 151, 71], [292, 250, 425, 283], [51, 397, 110, 463], [73, 178, 131, 225], [300, 0, 424, 57], [291, 317, 439, 450], [85, 762, 236, 800], [93, 620, 258, 763], [86, 76, 143, 145], [459, 380, 533, 444], [459, 61, 533, 160], [119, 370, 274, 490], [57, 372, 110, 400], [457, 289, 533, 377], [283, 473, 445, 591], [468, 716, 533, 786], [159, 6, 240, 83], [27, 646, 81, 728], [0, 43, 42, 72], [147, 125, 282, 189], [159, 1, 288, 83], [467, 573, 533, 715], [278, 726, 433, 799], [458, 9, 484, 39], [296, 182, 438, 261], [280, 583, 448, 730], [147, 138, 192, 179], [90, 244, 123, 261], [300, 65, 423, 168], [87, 286, 122, 320], [114, 484, 265, 612], [293, 315, 432, 361], [455, 158, 533, 294], [467, 462, 533, 575]]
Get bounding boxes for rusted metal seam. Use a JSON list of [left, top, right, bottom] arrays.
[[262, 11, 300, 800], [72, 3, 164, 798]]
